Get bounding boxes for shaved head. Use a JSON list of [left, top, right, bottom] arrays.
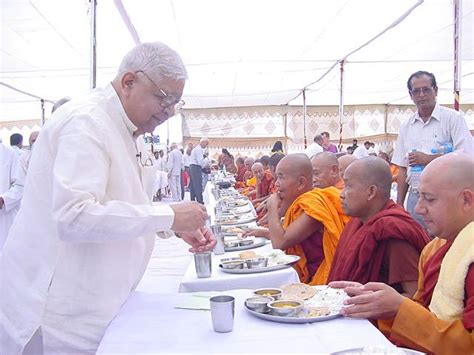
[[251, 162, 265, 181], [244, 157, 255, 170], [275, 154, 313, 202], [415, 153, 474, 239], [311, 152, 340, 188], [338, 154, 357, 178], [341, 156, 392, 219]]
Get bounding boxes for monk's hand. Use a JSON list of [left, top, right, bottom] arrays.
[[340, 282, 405, 320], [180, 227, 216, 253], [171, 202, 208, 232], [242, 227, 269, 239], [257, 212, 268, 226], [408, 151, 431, 166], [265, 193, 281, 214]]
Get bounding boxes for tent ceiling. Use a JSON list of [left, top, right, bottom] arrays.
[[1, 0, 473, 122]]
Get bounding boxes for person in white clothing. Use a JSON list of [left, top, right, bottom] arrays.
[[352, 141, 371, 159], [0, 42, 215, 355], [392, 71, 472, 226], [189, 138, 209, 204], [153, 149, 168, 201], [167, 143, 183, 201], [0, 143, 22, 251], [304, 134, 323, 159], [9, 133, 23, 155]]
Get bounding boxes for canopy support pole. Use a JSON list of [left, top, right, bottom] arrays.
[[89, 0, 97, 90], [41, 99, 45, 126], [338, 61, 345, 151], [453, 0, 461, 111], [303, 89, 307, 148]]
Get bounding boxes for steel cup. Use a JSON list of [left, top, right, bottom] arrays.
[[194, 252, 212, 278], [210, 295, 235, 333]]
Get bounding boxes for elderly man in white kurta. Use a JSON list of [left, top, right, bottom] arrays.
[[0, 42, 215, 355], [167, 143, 183, 201], [0, 142, 22, 251]]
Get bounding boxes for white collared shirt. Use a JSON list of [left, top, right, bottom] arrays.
[[0, 84, 175, 354], [190, 144, 205, 166], [304, 142, 323, 159], [392, 103, 472, 170]]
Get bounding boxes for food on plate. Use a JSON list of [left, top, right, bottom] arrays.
[[306, 306, 330, 317], [239, 251, 257, 260], [254, 288, 282, 299], [223, 227, 244, 234], [281, 283, 317, 300], [265, 249, 295, 265]]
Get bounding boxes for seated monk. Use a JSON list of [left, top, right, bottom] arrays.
[[234, 157, 247, 188], [251, 162, 274, 204], [256, 153, 285, 226], [328, 156, 430, 297], [239, 157, 257, 197], [244, 154, 349, 284], [379, 151, 399, 182], [311, 152, 345, 190], [338, 154, 357, 181], [330, 153, 474, 355]]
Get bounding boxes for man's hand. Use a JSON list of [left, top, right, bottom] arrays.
[[408, 151, 432, 166], [0, 197, 4, 209], [242, 227, 270, 239], [339, 282, 405, 320], [265, 193, 281, 214], [170, 202, 208, 232], [179, 227, 216, 253]]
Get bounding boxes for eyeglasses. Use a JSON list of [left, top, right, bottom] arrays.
[[136, 152, 154, 167], [135, 70, 185, 109], [410, 86, 434, 96]]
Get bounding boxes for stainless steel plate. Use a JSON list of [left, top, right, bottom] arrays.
[[219, 255, 300, 274], [245, 305, 341, 324], [224, 237, 267, 252]]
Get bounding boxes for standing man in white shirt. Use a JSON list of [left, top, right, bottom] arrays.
[[304, 134, 324, 159], [0, 142, 22, 251], [189, 137, 209, 204], [392, 70, 472, 226], [167, 143, 183, 202], [0, 42, 215, 355], [9, 133, 23, 155]]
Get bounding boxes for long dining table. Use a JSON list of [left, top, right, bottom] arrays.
[[97, 289, 395, 354]]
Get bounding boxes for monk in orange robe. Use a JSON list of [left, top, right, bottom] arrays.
[[243, 154, 349, 284], [234, 157, 247, 188], [379, 151, 399, 182], [330, 153, 474, 355], [328, 157, 430, 297], [338, 154, 356, 181], [311, 152, 345, 190]]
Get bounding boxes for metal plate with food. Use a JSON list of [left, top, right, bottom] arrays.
[[217, 212, 257, 225], [219, 255, 300, 274], [224, 237, 267, 252], [244, 285, 347, 324]]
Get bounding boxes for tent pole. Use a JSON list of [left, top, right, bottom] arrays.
[[338, 61, 345, 151], [453, 0, 461, 111], [90, 0, 97, 90], [303, 89, 307, 148], [41, 99, 45, 126]]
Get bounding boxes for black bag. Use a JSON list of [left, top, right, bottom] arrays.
[[201, 166, 211, 174]]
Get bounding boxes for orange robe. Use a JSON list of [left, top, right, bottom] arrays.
[[381, 237, 474, 354], [256, 170, 274, 199], [283, 187, 349, 285], [390, 164, 399, 182], [328, 200, 430, 284]]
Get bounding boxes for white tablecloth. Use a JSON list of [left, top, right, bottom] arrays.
[[178, 243, 300, 292], [97, 289, 393, 354]]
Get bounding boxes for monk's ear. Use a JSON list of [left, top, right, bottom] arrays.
[[367, 184, 377, 201], [461, 189, 473, 211]]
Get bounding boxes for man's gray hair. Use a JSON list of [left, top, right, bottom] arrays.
[[117, 42, 188, 82]]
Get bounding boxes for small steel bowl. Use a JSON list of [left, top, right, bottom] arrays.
[[253, 288, 283, 300], [220, 257, 241, 264], [220, 260, 245, 269], [238, 239, 254, 247], [224, 240, 239, 248], [268, 300, 304, 317], [246, 257, 269, 269], [245, 296, 273, 313]]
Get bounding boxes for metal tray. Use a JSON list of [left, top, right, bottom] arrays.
[[224, 237, 267, 252], [245, 305, 341, 324], [219, 255, 300, 274], [218, 214, 257, 225]]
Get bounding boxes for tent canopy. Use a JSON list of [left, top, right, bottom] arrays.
[[1, 0, 473, 123]]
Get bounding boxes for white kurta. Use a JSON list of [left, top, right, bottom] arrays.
[[0, 84, 175, 354], [0, 144, 22, 250]]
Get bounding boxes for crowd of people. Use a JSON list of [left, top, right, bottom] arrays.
[[0, 41, 472, 355]]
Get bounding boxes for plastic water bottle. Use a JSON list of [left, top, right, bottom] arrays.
[[410, 149, 423, 191], [431, 143, 453, 155]]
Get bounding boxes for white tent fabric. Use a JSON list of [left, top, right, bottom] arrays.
[[1, 0, 473, 127]]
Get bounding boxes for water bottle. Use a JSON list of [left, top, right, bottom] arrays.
[[431, 143, 453, 155], [409, 149, 423, 191]]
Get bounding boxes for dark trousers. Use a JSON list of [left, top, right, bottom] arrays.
[[189, 164, 204, 204], [180, 170, 185, 200]]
